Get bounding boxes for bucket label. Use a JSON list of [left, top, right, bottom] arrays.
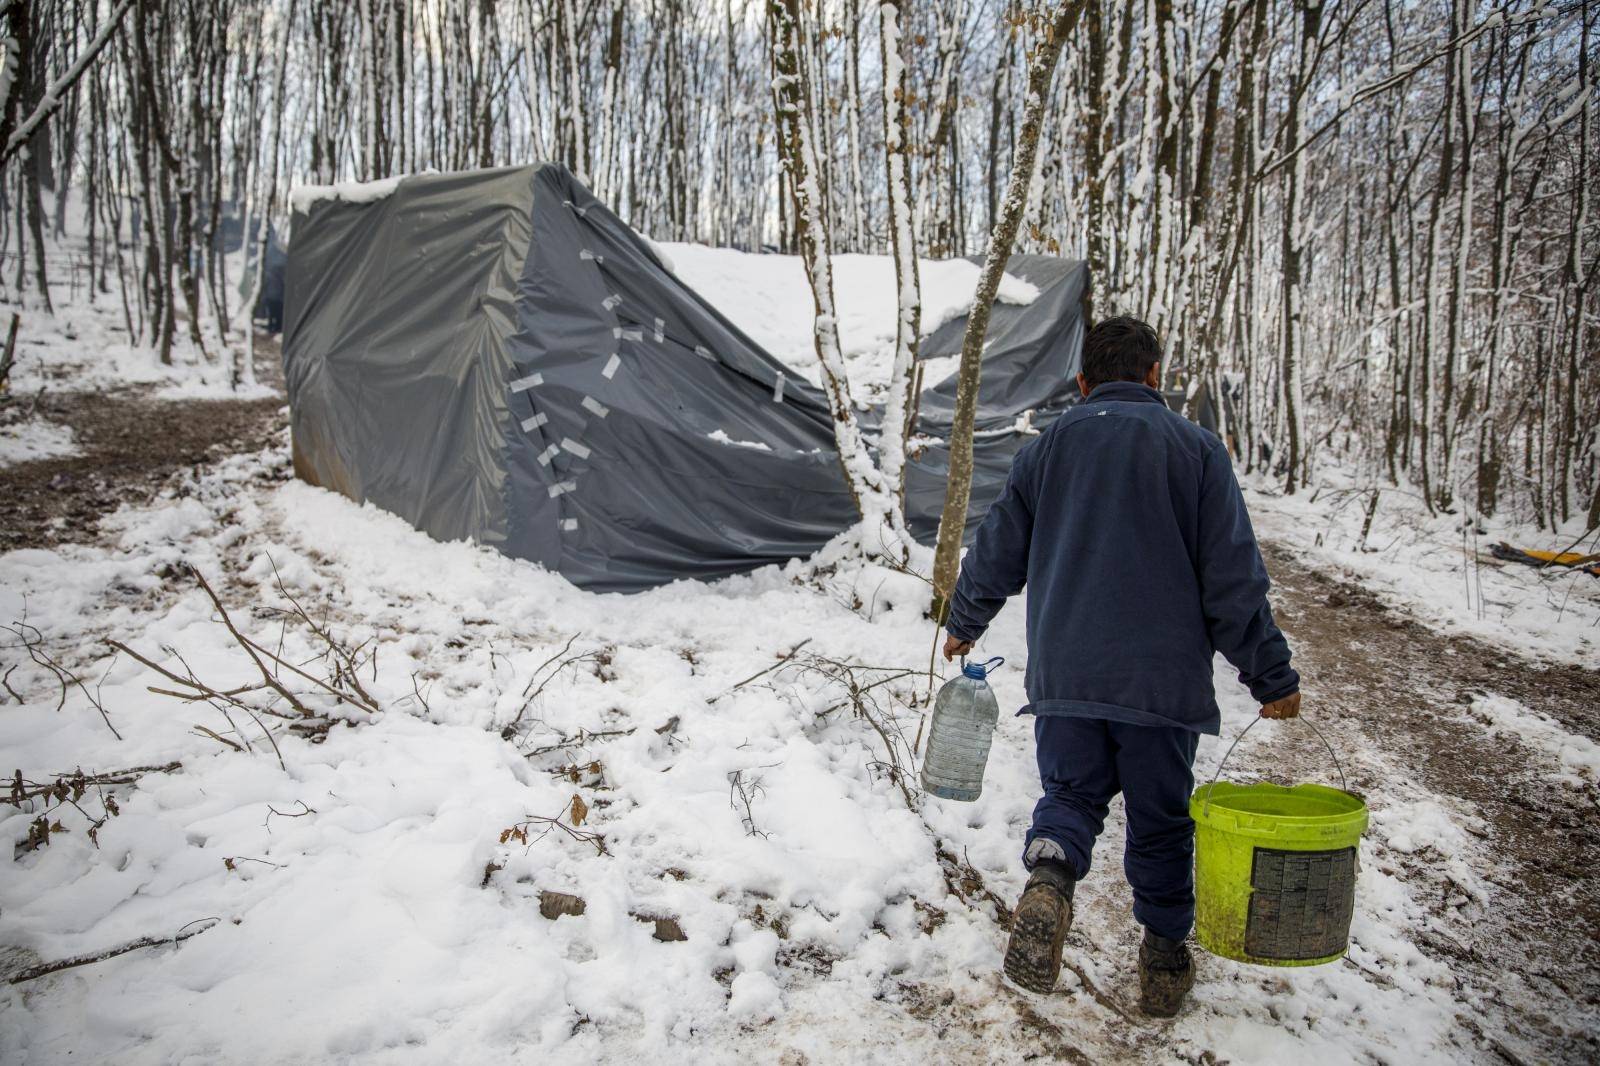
[[1245, 846, 1357, 961]]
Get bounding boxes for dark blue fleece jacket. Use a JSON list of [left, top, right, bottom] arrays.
[[945, 380, 1298, 734]]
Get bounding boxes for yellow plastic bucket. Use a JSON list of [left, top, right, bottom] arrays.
[[1191, 719, 1368, 966]]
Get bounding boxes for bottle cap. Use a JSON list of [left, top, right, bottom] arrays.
[[961, 656, 1005, 681]]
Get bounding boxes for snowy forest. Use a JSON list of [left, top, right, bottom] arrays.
[[3, 0, 1595, 525], [2, 1, 1599, 1064]]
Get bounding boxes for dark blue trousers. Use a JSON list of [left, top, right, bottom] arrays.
[[1024, 716, 1200, 942]]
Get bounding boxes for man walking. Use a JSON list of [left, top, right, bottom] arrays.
[[942, 316, 1301, 1016]]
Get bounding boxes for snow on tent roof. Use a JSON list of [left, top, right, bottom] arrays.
[[282, 163, 1087, 591]]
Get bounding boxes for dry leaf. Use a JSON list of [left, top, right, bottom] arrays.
[[569, 793, 588, 827]]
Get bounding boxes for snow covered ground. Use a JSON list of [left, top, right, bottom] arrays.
[[0, 435, 1528, 1065], [3, 240, 1597, 1064], [1247, 471, 1600, 668], [1, 290, 263, 399], [662, 242, 1038, 395], [0, 416, 79, 468], [0, 194, 274, 402]]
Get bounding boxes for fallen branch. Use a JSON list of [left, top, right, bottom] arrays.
[[7, 761, 181, 806], [503, 634, 595, 739], [260, 555, 380, 712], [524, 726, 636, 759], [110, 637, 323, 755], [704, 638, 813, 703], [112, 563, 382, 752], [8, 918, 222, 985], [237, 630, 380, 715], [501, 809, 607, 856], [187, 566, 312, 718], [263, 799, 315, 830], [4, 619, 121, 740]]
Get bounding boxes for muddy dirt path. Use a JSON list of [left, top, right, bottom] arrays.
[[1253, 544, 1600, 1063], [1, 339, 285, 553]]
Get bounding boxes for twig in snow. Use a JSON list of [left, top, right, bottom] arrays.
[[524, 726, 636, 759], [114, 562, 383, 752], [2, 663, 24, 704], [873, 529, 933, 589], [502, 633, 596, 739], [7, 917, 223, 985], [187, 565, 312, 718], [788, 653, 920, 808], [111, 637, 319, 756], [263, 799, 316, 831], [704, 637, 813, 703], [224, 856, 285, 872], [3, 617, 122, 740], [500, 808, 607, 856], [408, 671, 432, 714], [191, 724, 244, 753], [7, 762, 181, 806], [6, 760, 157, 849], [260, 554, 380, 712], [728, 766, 778, 839]]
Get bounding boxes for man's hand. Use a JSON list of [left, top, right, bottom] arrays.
[[1260, 692, 1302, 720], [943, 635, 974, 662]]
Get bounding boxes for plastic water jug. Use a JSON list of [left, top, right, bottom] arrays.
[[921, 657, 1004, 801]]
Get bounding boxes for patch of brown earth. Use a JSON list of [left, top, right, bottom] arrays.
[[1, 336, 286, 552], [1260, 542, 1600, 1063]]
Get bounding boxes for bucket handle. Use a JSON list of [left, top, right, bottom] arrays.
[[1202, 712, 1348, 817]]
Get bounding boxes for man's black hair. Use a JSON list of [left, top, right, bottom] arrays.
[[1081, 315, 1161, 388]]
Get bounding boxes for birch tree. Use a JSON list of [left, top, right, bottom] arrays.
[[931, 0, 1085, 610], [769, 0, 908, 549], [876, 0, 921, 507]]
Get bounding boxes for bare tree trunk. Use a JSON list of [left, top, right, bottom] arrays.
[[560, 0, 589, 178], [770, 0, 907, 547], [1278, 0, 1322, 495], [243, 0, 296, 390], [877, 0, 921, 506], [595, 0, 624, 202], [843, 0, 866, 251], [931, 0, 1084, 610]]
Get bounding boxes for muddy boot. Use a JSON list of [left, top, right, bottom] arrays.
[[1137, 930, 1194, 1018], [1002, 860, 1075, 994]]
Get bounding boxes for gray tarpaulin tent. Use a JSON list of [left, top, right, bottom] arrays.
[[283, 164, 1087, 591]]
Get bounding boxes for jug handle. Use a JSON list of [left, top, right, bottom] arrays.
[[1201, 713, 1348, 817]]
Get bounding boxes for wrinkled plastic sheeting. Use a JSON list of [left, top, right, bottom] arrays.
[[500, 167, 858, 590], [283, 163, 1087, 592], [916, 255, 1087, 431], [284, 167, 534, 552]]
